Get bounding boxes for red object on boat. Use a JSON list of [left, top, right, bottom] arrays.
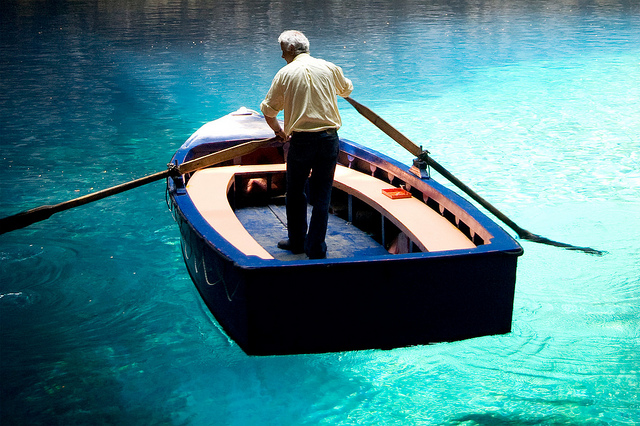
[[382, 188, 412, 199]]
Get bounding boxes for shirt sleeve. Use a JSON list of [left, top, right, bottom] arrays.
[[333, 65, 353, 98], [260, 73, 285, 117]]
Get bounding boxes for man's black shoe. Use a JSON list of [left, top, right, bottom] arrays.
[[307, 251, 327, 260], [277, 239, 304, 254]]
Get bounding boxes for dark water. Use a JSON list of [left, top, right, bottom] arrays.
[[1, 1, 639, 424]]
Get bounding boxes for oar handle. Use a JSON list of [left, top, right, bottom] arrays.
[[345, 97, 423, 157], [177, 137, 277, 174]]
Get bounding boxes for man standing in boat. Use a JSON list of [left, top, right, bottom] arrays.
[[261, 30, 353, 259]]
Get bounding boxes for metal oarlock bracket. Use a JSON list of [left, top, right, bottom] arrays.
[[167, 161, 181, 177], [409, 148, 430, 179]]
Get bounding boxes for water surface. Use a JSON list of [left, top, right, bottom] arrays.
[[1, 0, 639, 424]]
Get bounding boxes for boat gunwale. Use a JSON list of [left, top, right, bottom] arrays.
[[170, 156, 522, 268]]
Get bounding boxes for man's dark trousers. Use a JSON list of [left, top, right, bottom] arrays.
[[285, 129, 339, 258]]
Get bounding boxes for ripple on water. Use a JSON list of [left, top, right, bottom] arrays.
[[0, 241, 80, 310]]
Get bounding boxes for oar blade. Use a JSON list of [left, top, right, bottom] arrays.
[[0, 205, 56, 235], [521, 232, 606, 256]]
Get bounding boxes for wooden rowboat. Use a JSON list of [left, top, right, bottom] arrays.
[[167, 108, 523, 355]]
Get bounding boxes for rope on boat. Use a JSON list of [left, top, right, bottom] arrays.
[[199, 251, 237, 301], [202, 255, 222, 287], [181, 235, 191, 261]]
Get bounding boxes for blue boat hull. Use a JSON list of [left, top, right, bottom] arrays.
[[168, 110, 523, 355]]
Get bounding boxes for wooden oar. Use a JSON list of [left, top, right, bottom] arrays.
[[345, 96, 605, 256], [0, 137, 277, 235]]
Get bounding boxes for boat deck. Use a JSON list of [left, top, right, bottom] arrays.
[[236, 204, 390, 261]]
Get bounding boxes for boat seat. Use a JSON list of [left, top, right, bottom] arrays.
[[332, 166, 476, 252], [186, 163, 475, 259], [187, 164, 286, 259]]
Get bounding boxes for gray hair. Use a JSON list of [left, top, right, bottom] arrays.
[[278, 30, 310, 55]]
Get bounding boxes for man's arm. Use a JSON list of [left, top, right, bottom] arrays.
[[264, 114, 287, 141]]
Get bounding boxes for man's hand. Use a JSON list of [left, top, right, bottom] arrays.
[[264, 115, 287, 142], [274, 128, 287, 142]]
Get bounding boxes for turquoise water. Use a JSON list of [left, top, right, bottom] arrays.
[[1, 0, 639, 424]]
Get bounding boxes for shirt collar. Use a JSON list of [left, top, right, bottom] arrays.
[[293, 53, 311, 61]]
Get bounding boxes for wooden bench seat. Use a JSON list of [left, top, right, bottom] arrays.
[[333, 166, 476, 252], [187, 164, 284, 259], [186, 163, 475, 259]]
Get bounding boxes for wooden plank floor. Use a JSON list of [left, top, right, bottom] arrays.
[[236, 204, 390, 261]]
